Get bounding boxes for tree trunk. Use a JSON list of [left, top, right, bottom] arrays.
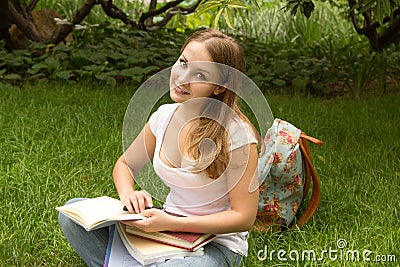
[[348, 0, 400, 51], [8, 0, 44, 42], [0, 0, 15, 50], [51, 0, 97, 44], [1, 0, 202, 50]]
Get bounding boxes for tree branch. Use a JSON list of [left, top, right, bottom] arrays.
[[149, 0, 157, 11], [139, 0, 185, 29], [348, 0, 400, 50], [366, 7, 400, 31], [378, 14, 400, 47], [153, 0, 202, 28], [146, 0, 158, 27], [51, 0, 97, 45], [27, 0, 40, 12], [348, 0, 364, 33], [99, 0, 138, 28], [348, 0, 380, 49], [362, 10, 373, 29]]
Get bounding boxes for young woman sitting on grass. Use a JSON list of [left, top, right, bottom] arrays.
[[59, 28, 261, 267]]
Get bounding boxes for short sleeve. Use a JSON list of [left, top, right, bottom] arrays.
[[228, 119, 258, 151], [148, 107, 160, 135], [148, 103, 180, 137]]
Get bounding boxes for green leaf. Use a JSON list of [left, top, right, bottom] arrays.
[[131, 75, 143, 83], [119, 67, 143, 77], [0, 69, 7, 76], [357, 0, 376, 14], [53, 45, 71, 53], [45, 57, 61, 70], [272, 60, 292, 76], [376, 0, 389, 25], [4, 74, 22, 80], [227, 0, 247, 9], [104, 70, 121, 76], [302, 1, 315, 18], [106, 52, 126, 60], [273, 79, 286, 86], [292, 76, 309, 92], [27, 68, 40, 75], [196, 2, 221, 16], [142, 66, 160, 75], [56, 71, 74, 80], [126, 56, 148, 64], [88, 54, 108, 65], [31, 62, 49, 69], [104, 37, 126, 48], [290, 3, 300, 16], [214, 8, 224, 28], [83, 65, 103, 72], [95, 74, 117, 88], [75, 70, 92, 79], [29, 73, 45, 79], [5, 54, 24, 67], [224, 8, 235, 29]]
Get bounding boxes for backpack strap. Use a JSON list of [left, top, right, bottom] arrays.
[[291, 133, 323, 229]]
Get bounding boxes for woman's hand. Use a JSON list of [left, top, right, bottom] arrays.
[[121, 190, 153, 214], [122, 209, 175, 232]]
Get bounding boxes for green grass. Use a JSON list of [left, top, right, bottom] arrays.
[[0, 83, 399, 266], [246, 94, 400, 266]]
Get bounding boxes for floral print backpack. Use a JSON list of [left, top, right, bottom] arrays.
[[255, 119, 323, 231]]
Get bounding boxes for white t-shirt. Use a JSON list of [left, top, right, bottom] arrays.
[[148, 103, 257, 256]]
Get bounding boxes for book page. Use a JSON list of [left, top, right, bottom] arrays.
[[104, 224, 142, 267], [56, 196, 144, 228]]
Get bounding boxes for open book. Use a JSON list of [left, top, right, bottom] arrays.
[[126, 225, 215, 251], [116, 223, 204, 265], [56, 196, 145, 231]]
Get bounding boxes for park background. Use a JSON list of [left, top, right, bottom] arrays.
[[1, 0, 399, 266]]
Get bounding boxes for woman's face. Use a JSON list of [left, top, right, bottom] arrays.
[[169, 41, 222, 103]]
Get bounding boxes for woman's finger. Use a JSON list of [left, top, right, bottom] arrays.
[[136, 192, 147, 213], [143, 191, 153, 208], [123, 190, 153, 213]]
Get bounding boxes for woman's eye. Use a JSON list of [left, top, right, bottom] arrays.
[[179, 59, 187, 68], [196, 72, 206, 80]]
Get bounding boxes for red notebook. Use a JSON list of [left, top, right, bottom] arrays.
[[125, 226, 215, 251]]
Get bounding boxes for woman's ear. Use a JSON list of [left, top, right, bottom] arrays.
[[213, 86, 226, 96]]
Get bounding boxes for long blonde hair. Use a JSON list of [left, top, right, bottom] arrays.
[[182, 29, 261, 179]]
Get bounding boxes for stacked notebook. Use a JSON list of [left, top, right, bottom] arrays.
[[56, 196, 215, 265], [111, 223, 213, 265], [125, 225, 215, 252]]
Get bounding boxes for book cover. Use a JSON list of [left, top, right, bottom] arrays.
[[56, 196, 145, 231], [126, 225, 215, 251]]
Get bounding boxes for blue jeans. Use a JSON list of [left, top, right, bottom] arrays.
[[58, 198, 243, 267]]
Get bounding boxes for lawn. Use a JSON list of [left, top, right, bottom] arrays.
[[0, 82, 399, 266]]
